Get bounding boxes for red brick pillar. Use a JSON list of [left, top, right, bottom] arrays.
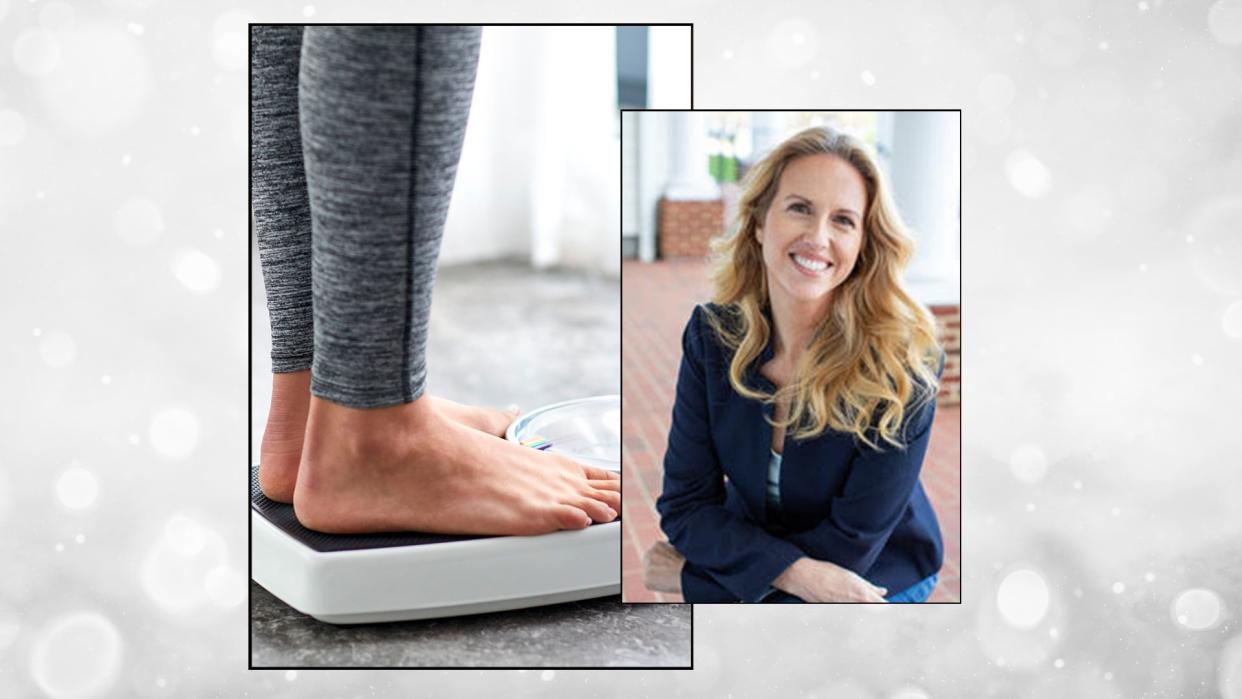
[[657, 197, 725, 258], [930, 305, 961, 406]]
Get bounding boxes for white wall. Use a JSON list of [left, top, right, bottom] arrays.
[[621, 111, 641, 240], [648, 26, 693, 110], [621, 28, 692, 260], [527, 26, 619, 275], [440, 27, 540, 267], [445, 26, 691, 273], [886, 111, 961, 304]]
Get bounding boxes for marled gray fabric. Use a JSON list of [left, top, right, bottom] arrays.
[[251, 25, 481, 407], [251, 25, 313, 373]]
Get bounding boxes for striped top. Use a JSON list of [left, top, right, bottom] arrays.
[[766, 449, 783, 514]]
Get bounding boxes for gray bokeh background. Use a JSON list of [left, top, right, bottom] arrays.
[[2, 0, 1242, 697]]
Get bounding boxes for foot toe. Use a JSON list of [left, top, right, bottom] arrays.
[[580, 464, 619, 481], [592, 488, 621, 513], [553, 505, 592, 530], [575, 497, 617, 523], [588, 478, 620, 492]]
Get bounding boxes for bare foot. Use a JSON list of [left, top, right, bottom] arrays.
[[427, 395, 519, 438], [293, 394, 621, 536], [642, 540, 685, 594], [259, 370, 312, 503], [259, 373, 520, 503]]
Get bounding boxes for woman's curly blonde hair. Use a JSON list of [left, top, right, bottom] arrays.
[[705, 125, 942, 449]]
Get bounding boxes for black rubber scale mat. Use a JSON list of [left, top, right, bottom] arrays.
[[250, 465, 492, 553]]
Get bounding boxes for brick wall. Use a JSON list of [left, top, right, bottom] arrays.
[[930, 305, 961, 406], [657, 197, 725, 258]]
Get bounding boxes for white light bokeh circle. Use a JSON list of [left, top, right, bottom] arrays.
[[164, 515, 205, 555], [1209, 0, 1242, 45], [141, 516, 229, 615], [1009, 444, 1048, 484], [540, 669, 555, 681], [1187, 196, 1242, 296], [890, 686, 931, 699], [1172, 588, 1224, 630], [148, 407, 199, 460], [1223, 300, 1242, 339], [1005, 150, 1051, 198], [56, 466, 97, 510], [114, 197, 164, 246], [767, 18, 819, 69], [29, 611, 123, 698], [171, 249, 220, 294], [40, 23, 152, 135], [997, 568, 1050, 629], [0, 108, 26, 147], [212, 11, 252, 71], [204, 565, 245, 607], [13, 28, 61, 76], [40, 330, 77, 368]]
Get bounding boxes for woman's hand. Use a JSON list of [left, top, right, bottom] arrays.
[[772, 557, 889, 603]]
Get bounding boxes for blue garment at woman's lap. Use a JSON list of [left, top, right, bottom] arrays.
[[760, 573, 938, 603], [885, 573, 938, 602]]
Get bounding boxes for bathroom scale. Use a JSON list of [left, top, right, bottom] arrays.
[[250, 395, 621, 624]]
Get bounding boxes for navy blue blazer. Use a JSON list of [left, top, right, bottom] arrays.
[[656, 304, 944, 602]]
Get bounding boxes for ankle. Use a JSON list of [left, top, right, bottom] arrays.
[[271, 369, 311, 393], [303, 394, 441, 462], [267, 371, 311, 424]]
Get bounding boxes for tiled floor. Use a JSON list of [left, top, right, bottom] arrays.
[[621, 258, 961, 603]]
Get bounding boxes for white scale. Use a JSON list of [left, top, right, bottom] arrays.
[[251, 395, 621, 624]]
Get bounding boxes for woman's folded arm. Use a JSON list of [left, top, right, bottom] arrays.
[[656, 307, 805, 602], [785, 357, 942, 575]]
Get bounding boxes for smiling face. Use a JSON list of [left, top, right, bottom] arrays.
[[755, 153, 869, 317]]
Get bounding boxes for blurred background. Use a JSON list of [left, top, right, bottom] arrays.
[[440, 25, 689, 273], [620, 111, 962, 603], [3, 0, 1242, 694]]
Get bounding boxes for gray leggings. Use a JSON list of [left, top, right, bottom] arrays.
[[251, 25, 481, 408]]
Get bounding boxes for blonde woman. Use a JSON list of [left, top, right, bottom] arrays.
[[653, 126, 946, 603]]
